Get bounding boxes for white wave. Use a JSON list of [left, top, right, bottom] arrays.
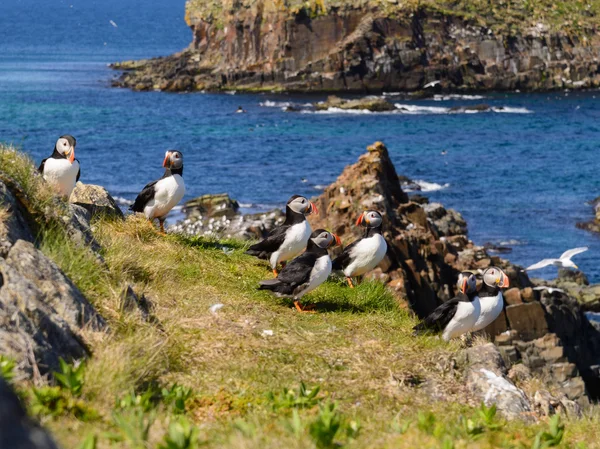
[[394, 104, 448, 114], [433, 94, 485, 101], [259, 100, 292, 108], [491, 106, 533, 114], [498, 239, 526, 246], [114, 196, 134, 206], [382, 92, 402, 97], [313, 184, 327, 190], [238, 202, 252, 208], [414, 180, 450, 192]]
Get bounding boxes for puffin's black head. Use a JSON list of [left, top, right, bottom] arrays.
[[482, 267, 509, 289], [163, 150, 183, 170], [355, 210, 383, 228], [287, 195, 317, 216], [55, 135, 76, 163], [457, 272, 478, 294], [310, 229, 341, 249]]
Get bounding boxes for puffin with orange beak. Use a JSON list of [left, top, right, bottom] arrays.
[[246, 195, 318, 275], [332, 210, 387, 288], [259, 229, 341, 312], [38, 135, 80, 197], [130, 150, 185, 234], [471, 267, 510, 332], [413, 272, 481, 341]]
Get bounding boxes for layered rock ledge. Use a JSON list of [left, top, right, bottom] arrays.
[[111, 0, 600, 93]]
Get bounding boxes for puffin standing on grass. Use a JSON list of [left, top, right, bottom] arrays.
[[332, 210, 387, 288], [38, 135, 80, 197], [471, 267, 509, 332], [246, 195, 318, 275], [130, 150, 185, 234], [413, 272, 480, 341], [258, 229, 341, 312]]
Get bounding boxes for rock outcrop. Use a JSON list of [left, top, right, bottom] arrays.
[[111, 1, 600, 93], [315, 96, 396, 112], [70, 182, 124, 220]]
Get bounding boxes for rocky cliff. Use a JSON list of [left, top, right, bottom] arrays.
[[112, 0, 600, 92]]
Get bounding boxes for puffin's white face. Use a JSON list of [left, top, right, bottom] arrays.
[[311, 229, 341, 249], [482, 267, 509, 289], [287, 196, 317, 215], [356, 210, 383, 228], [56, 136, 76, 163], [457, 272, 477, 294], [163, 150, 184, 170]]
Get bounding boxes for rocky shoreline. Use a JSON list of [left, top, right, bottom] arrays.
[[111, 1, 600, 93]]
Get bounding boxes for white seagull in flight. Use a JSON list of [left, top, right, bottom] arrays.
[[526, 247, 588, 271]]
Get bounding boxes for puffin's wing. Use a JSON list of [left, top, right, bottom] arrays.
[[413, 295, 462, 334], [559, 247, 588, 260], [331, 239, 361, 271], [75, 159, 81, 182], [130, 180, 158, 212], [276, 252, 316, 286], [38, 158, 49, 174], [245, 225, 289, 258], [525, 259, 555, 271]]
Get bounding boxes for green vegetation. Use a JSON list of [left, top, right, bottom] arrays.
[[1, 143, 600, 447], [186, 0, 600, 36]]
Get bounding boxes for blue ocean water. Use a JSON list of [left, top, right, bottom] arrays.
[[1, 0, 599, 281]]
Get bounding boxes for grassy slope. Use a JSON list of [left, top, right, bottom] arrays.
[[1, 144, 600, 448], [187, 0, 600, 35]]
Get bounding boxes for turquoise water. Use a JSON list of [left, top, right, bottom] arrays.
[[1, 0, 600, 280]]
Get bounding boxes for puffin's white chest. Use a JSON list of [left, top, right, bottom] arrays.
[[297, 255, 332, 298], [442, 298, 481, 341], [472, 293, 504, 332], [344, 234, 387, 277], [144, 174, 185, 219], [43, 158, 79, 197], [270, 220, 311, 268]]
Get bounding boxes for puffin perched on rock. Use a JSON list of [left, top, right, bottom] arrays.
[[246, 195, 317, 275], [332, 210, 387, 288], [130, 150, 185, 234], [38, 135, 80, 197], [413, 272, 480, 341], [259, 229, 340, 311], [471, 267, 509, 332]]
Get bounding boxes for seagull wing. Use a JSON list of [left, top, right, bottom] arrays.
[[525, 259, 556, 271], [559, 247, 588, 260]]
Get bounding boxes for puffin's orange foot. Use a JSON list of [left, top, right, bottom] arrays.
[[272, 269, 279, 277], [346, 277, 355, 288], [294, 301, 316, 313]]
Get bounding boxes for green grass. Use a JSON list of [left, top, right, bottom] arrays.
[[186, 0, 600, 36], [2, 143, 600, 448]]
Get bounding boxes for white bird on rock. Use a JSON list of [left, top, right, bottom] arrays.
[[525, 247, 588, 271]]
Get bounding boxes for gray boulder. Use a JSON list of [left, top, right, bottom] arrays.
[[70, 181, 123, 220]]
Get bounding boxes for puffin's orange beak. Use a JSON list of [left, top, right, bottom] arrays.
[[461, 278, 468, 294], [309, 202, 318, 215], [501, 275, 510, 288], [67, 148, 75, 164], [356, 212, 365, 226], [332, 234, 341, 247], [163, 152, 171, 168]]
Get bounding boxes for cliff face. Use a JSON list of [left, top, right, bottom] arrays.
[[112, 0, 600, 92]]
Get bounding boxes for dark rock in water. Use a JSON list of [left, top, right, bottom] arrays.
[[70, 182, 124, 220], [576, 195, 600, 233], [408, 194, 429, 204], [183, 193, 240, 220], [448, 103, 491, 113], [0, 378, 59, 449], [284, 106, 302, 112], [423, 203, 468, 237], [314, 96, 396, 112], [483, 242, 512, 254], [558, 268, 589, 286]]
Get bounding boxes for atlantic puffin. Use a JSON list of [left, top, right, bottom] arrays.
[[245, 195, 317, 275], [413, 272, 480, 341], [130, 150, 185, 234], [38, 135, 80, 197], [471, 267, 509, 332], [331, 210, 387, 288], [258, 229, 341, 311]]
